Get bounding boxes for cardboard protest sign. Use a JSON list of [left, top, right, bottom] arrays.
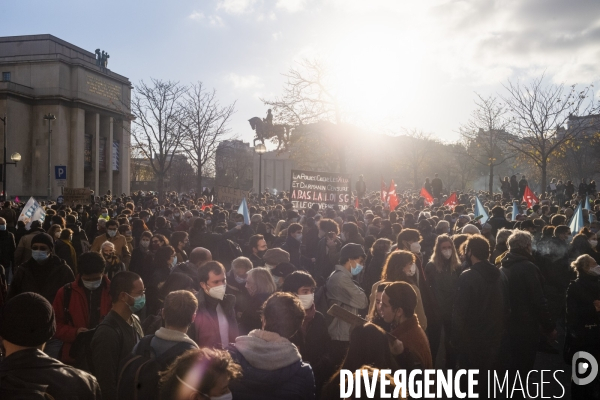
[[290, 170, 352, 210]]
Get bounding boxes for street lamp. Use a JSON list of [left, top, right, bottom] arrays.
[[43, 113, 56, 200], [0, 115, 20, 200], [255, 143, 266, 204]]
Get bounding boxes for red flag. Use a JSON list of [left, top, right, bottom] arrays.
[[381, 177, 387, 203], [201, 203, 213, 211], [388, 180, 398, 210], [443, 192, 458, 209], [420, 187, 434, 206], [523, 186, 539, 209]]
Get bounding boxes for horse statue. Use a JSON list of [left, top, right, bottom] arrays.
[[248, 116, 291, 150]]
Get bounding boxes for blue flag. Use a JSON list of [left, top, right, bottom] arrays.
[[569, 202, 584, 236], [237, 197, 250, 225], [584, 196, 594, 223], [474, 197, 489, 224], [512, 200, 519, 221]]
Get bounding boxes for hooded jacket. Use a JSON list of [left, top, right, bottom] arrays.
[[13, 227, 45, 266], [228, 330, 316, 400]]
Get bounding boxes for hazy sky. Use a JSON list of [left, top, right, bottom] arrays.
[[4, 0, 600, 144]]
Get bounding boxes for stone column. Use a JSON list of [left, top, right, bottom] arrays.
[[94, 113, 99, 195], [120, 120, 131, 195], [70, 108, 85, 187], [107, 117, 113, 195]]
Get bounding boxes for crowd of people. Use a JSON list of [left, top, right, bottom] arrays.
[[0, 176, 599, 399]]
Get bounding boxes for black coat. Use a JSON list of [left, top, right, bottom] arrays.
[[0, 230, 15, 274], [281, 235, 310, 271], [362, 251, 388, 297], [0, 348, 101, 399], [66, 223, 89, 257], [239, 292, 271, 335], [452, 260, 509, 369], [499, 251, 555, 339], [566, 273, 600, 357], [8, 255, 75, 304]]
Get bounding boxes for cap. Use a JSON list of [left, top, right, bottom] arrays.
[[31, 232, 54, 251], [263, 248, 290, 266], [461, 224, 480, 235], [271, 262, 296, 278], [0, 292, 56, 347]]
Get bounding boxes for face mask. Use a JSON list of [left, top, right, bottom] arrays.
[[591, 240, 598, 248], [83, 278, 102, 291], [144, 217, 150, 223], [107, 229, 117, 237], [273, 276, 281, 286], [291, 218, 298, 222], [206, 220, 211, 225], [351, 262, 363, 276], [265, 264, 275, 270], [171, 256, 178, 268], [298, 293, 315, 310], [207, 284, 226, 300], [406, 263, 417, 276], [442, 249, 453, 259], [234, 274, 246, 284], [102, 213, 108, 218], [126, 231, 132, 237], [410, 242, 421, 254], [127, 293, 146, 312], [295, 233, 303, 242], [0, 225, 6, 231], [55, 232, 61, 239], [32, 250, 49, 262], [174, 213, 180, 218], [140, 240, 150, 248], [236, 222, 243, 226], [340, 233, 346, 241], [257, 249, 267, 258]]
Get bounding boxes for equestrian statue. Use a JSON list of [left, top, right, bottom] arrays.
[[249, 109, 291, 150]]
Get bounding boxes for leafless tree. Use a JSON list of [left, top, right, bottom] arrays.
[[397, 129, 439, 189], [180, 82, 236, 193], [131, 79, 187, 198], [263, 59, 347, 171], [460, 94, 514, 194], [500, 76, 599, 194]]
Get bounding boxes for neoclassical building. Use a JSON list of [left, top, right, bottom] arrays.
[[0, 34, 132, 199]]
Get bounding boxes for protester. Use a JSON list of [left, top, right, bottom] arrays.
[[171, 230, 189, 263], [100, 240, 126, 280], [0, 217, 16, 279], [129, 230, 154, 282], [239, 266, 277, 334], [13, 219, 45, 266], [228, 292, 316, 399], [248, 233, 268, 267], [0, 292, 102, 399], [226, 256, 253, 318], [171, 247, 212, 290], [91, 219, 131, 266], [190, 261, 239, 348], [91, 271, 145, 400], [325, 243, 369, 367], [52, 252, 111, 364]]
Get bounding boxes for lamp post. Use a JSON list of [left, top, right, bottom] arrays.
[[43, 114, 56, 200], [255, 143, 266, 204], [0, 115, 20, 200]]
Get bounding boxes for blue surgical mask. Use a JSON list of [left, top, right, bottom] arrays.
[[295, 234, 303, 242], [127, 293, 146, 312], [32, 250, 49, 262], [234, 275, 246, 284], [351, 263, 363, 276], [0, 225, 6, 231], [172, 256, 178, 268]]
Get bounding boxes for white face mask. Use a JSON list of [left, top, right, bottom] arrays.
[[82, 278, 102, 291], [590, 240, 598, 248], [265, 264, 275, 270], [441, 249, 453, 259], [410, 242, 421, 254], [406, 263, 417, 276], [207, 284, 226, 300], [590, 265, 600, 276], [298, 293, 314, 310]]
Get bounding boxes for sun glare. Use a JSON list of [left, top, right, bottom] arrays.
[[330, 26, 425, 127]]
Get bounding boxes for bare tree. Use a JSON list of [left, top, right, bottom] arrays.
[[500, 76, 599, 194], [397, 129, 438, 189], [131, 79, 187, 197], [460, 94, 514, 194], [180, 82, 236, 193], [263, 59, 347, 171]]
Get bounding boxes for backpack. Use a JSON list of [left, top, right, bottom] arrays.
[[116, 335, 193, 400]]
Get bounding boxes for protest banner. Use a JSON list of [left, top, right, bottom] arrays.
[[18, 197, 46, 229], [63, 187, 92, 205], [290, 170, 352, 210], [216, 186, 246, 205]]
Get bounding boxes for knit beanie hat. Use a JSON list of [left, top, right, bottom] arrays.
[[0, 292, 56, 347], [31, 232, 54, 251]]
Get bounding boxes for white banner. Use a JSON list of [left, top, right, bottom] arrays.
[[18, 197, 46, 229]]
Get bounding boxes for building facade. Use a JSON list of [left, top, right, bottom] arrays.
[[253, 149, 294, 194], [0, 34, 132, 199]]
